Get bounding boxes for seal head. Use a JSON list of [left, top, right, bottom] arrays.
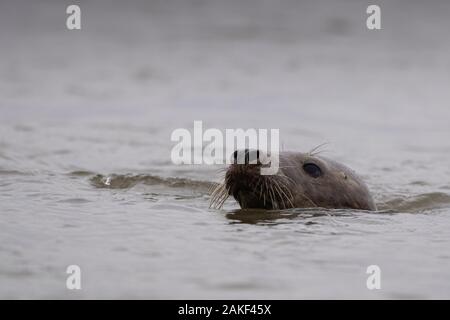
[[210, 149, 376, 211]]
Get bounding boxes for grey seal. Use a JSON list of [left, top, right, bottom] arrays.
[[210, 149, 376, 211]]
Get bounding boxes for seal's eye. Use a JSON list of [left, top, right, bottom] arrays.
[[303, 163, 322, 178]]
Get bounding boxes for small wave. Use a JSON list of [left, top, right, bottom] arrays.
[[57, 198, 92, 204], [89, 174, 214, 192], [378, 192, 450, 213], [0, 169, 29, 176]]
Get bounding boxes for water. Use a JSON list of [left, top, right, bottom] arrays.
[[1, 0, 450, 299]]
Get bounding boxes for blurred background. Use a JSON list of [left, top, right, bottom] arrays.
[[1, 0, 450, 299], [1, 0, 449, 172]]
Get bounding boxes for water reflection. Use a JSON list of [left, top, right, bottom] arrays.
[[224, 207, 356, 225]]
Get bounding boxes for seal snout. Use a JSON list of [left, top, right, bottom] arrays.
[[225, 149, 265, 206], [211, 150, 295, 210], [223, 149, 294, 209], [226, 150, 262, 194]]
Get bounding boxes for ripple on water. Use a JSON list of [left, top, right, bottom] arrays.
[[0, 169, 29, 176], [56, 198, 93, 204], [380, 192, 450, 213], [89, 173, 213, 192]]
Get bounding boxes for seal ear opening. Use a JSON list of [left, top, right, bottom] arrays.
[[303, 163, 322, 178]]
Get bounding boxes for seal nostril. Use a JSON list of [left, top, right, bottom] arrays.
[[233, 150, 238, 164], [232, 149, 260, 165], [232, 150, 247, 164]]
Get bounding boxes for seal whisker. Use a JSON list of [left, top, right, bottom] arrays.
[[210, 183, 227, 208], [215, 167, 228, 174], [273, 179, 293, 209], [265, 180, 274, 208], [210, 182, 223, 198], [279, 173, 295, 184], [268, 183, 276, 209], [208, 182, 221, 194], [259, 181, 264, 199], [276, 175, 295, 199], [273, 183, 284, 208], [272, 180, 286, 209], [308, 142, 329, 156], [210, 187, 220, 203], [300, 193, 318, 207], [280, 180, 294, 207], [216, 187, 230, 209], [211, 190, 226, 209], [282, 187, 295, 208], [262, 180, 267, 206]]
